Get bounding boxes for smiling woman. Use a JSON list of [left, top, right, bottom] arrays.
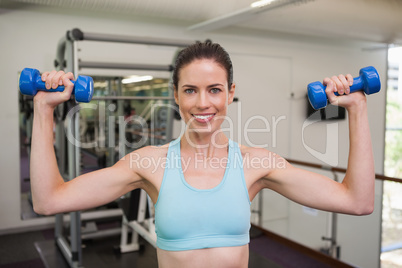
[[174, 58, 235, 138], [172, 41, 235, 147], [30, 40, 375, 268]]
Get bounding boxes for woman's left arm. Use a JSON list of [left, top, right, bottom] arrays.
[[262, 74, 375, 215]]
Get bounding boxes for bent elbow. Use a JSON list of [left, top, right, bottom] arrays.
[[33, 202, 56, 216], [361, 205, 374, 216], [352, 202, 374, 216], [33, 204, 47, 216]]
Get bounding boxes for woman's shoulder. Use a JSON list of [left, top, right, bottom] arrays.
[[237, 143, 285, 164], [129, 142, 170, 159], [237, 142, 272, 157], [123, 143, 171, 181], [236, 143, 287, 175]]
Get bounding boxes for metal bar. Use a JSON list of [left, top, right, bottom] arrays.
[[116, 78, 125, 158], [56, 237, 75, 268], [331, 212, 338, 258], [119, 113, 126, 158], [127, 129, 166, 140], [386, 127, 402, 131], [55, 121, 66, 177], [286, 158, 402, 183], [55, 35, 67, 70], [165, 47, 181, 143], [63, 100, 77, 268], [92, 96, 175, 101], [129, 221, 157, 248], [147, 195, 155, 233], [54, 214, 63, 243], [258, 192, 263, 226], [138, 190, 147, 222], [74, 94, 81, 180], [70, 211, 81, 266], [98, 102, 106, 149], [72, 41, 83, 268], [79, 208, 123, 220], [54, 37, 75, 268], [82, 31, 194, 47], [120, 216, 129, 250], [79, 61, 173, 71], [374, 174, 402, 183], [166, 99, 174, 143], [81, 228, 122, 240], [106, 80, 115, 166]]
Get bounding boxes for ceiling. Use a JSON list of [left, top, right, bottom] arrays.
[[3, 0, 402, 45]]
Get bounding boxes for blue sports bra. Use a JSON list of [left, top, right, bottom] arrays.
[[154, 138, 251, 251]]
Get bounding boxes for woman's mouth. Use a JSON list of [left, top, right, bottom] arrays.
[[192, 113, 215, 123]]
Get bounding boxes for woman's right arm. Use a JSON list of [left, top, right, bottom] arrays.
[[30, 71, 143, 215]]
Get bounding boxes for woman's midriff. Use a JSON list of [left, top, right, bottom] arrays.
[[156, 244, 249, 268]]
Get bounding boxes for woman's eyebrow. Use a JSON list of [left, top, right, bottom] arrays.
[[181, 83, 224, 88], [181, 84, 197, 88], [207, 83, 224, 88]]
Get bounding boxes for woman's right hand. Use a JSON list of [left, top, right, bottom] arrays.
[[34, 70, 75, 109]]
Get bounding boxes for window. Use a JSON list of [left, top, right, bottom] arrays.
[[381, 46, 402, 267]]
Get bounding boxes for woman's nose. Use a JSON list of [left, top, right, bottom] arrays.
[[196, 91, 210, 109]]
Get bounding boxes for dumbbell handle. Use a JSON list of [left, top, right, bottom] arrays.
[[335, 76, 362, 95], [32, 74, 76, 93], [311, 76, 363, 96], [308, 66, 381, 110], [20, 68, 94, 103]]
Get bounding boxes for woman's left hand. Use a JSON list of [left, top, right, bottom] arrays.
[[323, 74, 367, 110]]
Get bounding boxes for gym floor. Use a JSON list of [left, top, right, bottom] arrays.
[[0, 225, 338, 268]]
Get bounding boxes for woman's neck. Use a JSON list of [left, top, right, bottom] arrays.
[[181, 130, 229, 158]]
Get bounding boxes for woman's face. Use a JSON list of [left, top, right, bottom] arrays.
[[174, 59, 235, 135]]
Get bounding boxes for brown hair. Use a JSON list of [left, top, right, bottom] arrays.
[[172, 40, 233, 90]]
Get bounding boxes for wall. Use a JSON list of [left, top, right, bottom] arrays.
[[0, 5, 386, 268], [222, 32, 386, 268]]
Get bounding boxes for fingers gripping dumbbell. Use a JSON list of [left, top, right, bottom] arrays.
[[307, 66, 381, 110], [19, 68, 94, 103]]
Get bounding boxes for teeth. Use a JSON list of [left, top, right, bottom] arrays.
[[194, 114, 213, 120]]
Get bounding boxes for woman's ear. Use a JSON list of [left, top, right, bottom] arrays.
[[172, 87, 182, 120], [228, 83, 236, 105], [173, 87, 179, 105]]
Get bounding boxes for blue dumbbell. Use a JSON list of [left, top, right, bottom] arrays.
[[307, 66, 381, 110], [19, 68, 94, 103]]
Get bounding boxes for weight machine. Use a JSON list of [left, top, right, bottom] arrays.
[[53, 28, 195, 268]]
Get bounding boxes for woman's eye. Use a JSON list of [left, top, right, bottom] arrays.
[[211, 88, 222, 94], [184, 88, 194, 94]]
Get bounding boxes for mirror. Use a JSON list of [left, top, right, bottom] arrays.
[[19, 75, 171, 220]]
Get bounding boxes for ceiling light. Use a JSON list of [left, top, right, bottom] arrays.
[[122, 75, 153, 84], [251, 0, 276, 8], [188, 0, 314, 32]]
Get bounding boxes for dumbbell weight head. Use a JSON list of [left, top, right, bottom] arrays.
[[307, 82, 328, 110], [19, 68, 94, 103], [307, 66, 381, 110], [74, 76, 94, 103], [19, 68, 41, 96], [357, 66, 381, 95]]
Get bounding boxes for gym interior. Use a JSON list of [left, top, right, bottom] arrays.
[[0, 1, 401, 267]]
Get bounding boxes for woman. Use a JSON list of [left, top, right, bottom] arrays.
[[31, 41, 374, 268]]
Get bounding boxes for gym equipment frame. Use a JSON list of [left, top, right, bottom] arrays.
[[53, 28, 195, 268]]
